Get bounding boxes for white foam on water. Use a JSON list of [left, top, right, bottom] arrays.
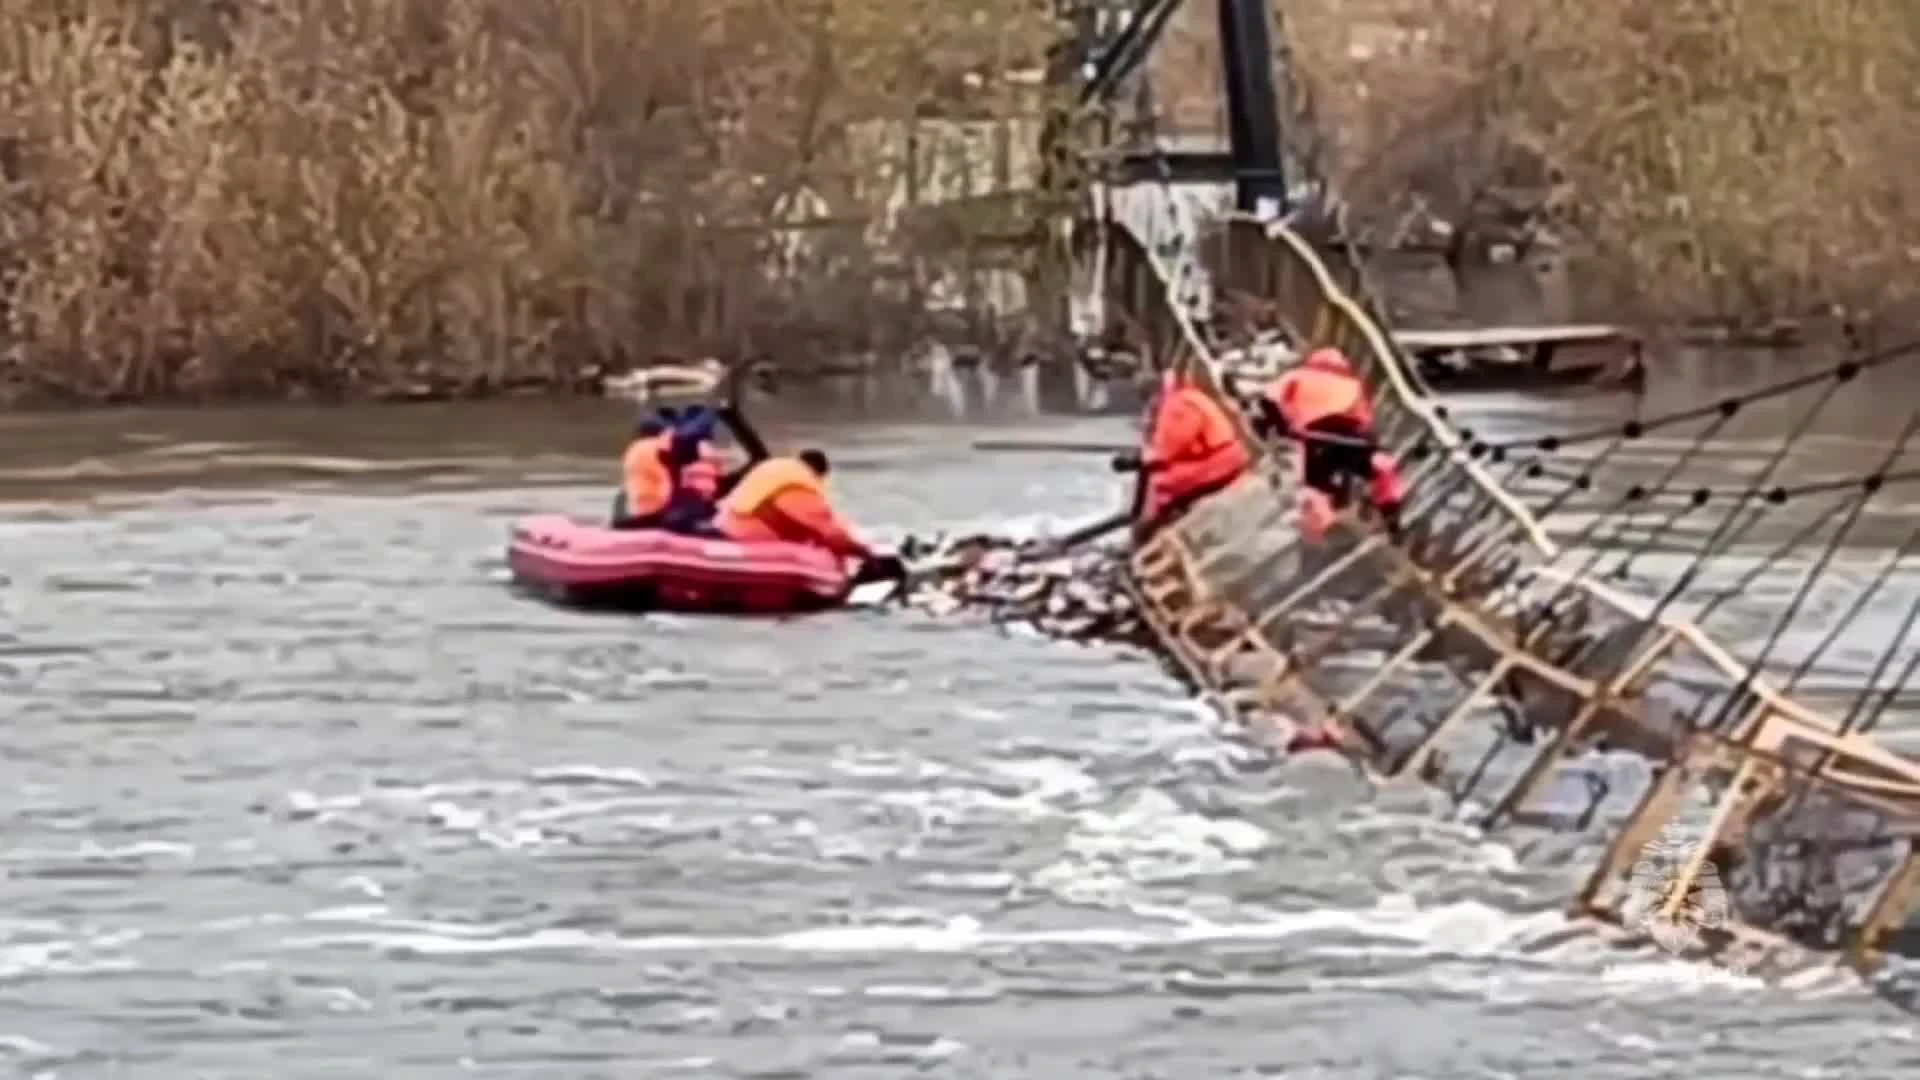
[[829, 749, 958, 783], [872, 761, 1095, 827], [1597, 957, 1768, 992], [985, 755, 1105, 802], [510, 796, 672, 826], [281, 895, 1535, 957], [286, 778, 523, 817], [274, 897, 1816, 1015], [0, 840, 195, 865], [0, 1033, 58, 1057], [0, 936, 139, 980], [1033, 787, 1269, 908]]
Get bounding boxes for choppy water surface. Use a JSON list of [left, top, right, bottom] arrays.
[[5, 388, 1920, 1078]]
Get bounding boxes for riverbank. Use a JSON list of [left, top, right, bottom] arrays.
[[0, 0, 1050, 407], [1281, 0, 1920, 331]]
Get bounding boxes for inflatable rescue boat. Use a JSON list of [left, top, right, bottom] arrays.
[[507, 514, 852, 614]]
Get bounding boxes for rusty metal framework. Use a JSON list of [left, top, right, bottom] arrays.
[[1093, 207, 1920, 974]]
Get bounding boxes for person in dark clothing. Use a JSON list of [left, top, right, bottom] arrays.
[[656, 410, 726, 535], [1293, 414, 1377, 509]]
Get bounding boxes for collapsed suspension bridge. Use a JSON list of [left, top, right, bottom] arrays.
[[967, 0, 1920, 984], [1082, 194, 1920, 982]]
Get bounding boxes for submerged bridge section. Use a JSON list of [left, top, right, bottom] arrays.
[[1085, 185, 1920, 975]]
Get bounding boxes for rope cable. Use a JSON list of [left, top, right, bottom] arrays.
[[1500, 376, 1854, 715], [1469, 339, 1920, 453], [1615, 375, 1848, 620], [1782, 420, 1920, 694], [1508, 408, 1743, 642], [1679, 411, 1920, 738], [1851, 606, 1920, 737]]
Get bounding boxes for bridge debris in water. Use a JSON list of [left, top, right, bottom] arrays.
[[896, 530, 1349, 757], [897, 534, 1150, 647]]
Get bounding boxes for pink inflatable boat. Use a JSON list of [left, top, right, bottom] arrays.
[[507, 514, 853, 614]]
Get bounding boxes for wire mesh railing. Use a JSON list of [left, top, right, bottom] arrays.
[[1091, 175, 1920, 975]]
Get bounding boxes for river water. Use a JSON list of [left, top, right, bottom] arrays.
[[5, 368, 1920, 1079]]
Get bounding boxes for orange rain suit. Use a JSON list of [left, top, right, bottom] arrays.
[[1262, 347, 1375, 433], [1140, 372, 1253, 526], [714, 457, 873, 560], [1259, 348, 1406, 539], [620, 434, 674, 519]]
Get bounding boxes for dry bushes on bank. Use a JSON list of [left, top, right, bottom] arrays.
[[1281, 0, 1920, 329], [0, 0, 1056, 404]]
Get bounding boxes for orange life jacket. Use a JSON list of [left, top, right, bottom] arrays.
[[716, 457, 870, 558], [1265, 349, 1374, 432], [621, 434, 672, 517], [1142, 380, 1252, 522]]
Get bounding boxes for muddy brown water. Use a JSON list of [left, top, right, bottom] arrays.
[[5, 369, 1920, 1078]]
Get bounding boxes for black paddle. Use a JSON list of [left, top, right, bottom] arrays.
[[1045, 508, 1133, 551], [970, 438, 1133, 455]]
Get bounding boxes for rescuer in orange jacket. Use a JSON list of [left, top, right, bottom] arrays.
[[715, 450, 903, 583], [612, 406, 731, 532], [1111, 369, 1253, 538], [612, 412, 676, 529], [1253, 347, 1407, 538]]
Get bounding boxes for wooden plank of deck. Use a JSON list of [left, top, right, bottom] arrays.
[[1393, 324, 1633, 351]]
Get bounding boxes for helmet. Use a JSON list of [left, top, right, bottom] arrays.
[[1304, 347, 1353, 374]]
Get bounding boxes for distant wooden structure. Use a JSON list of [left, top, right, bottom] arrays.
[[1393, 323, 1644, 392]]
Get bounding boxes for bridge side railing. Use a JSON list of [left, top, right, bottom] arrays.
[[1099, 196, 1858, 732], [1095, 186, 1920, 969]]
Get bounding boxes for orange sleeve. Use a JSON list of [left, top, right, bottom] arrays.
[[1146, 394, 1203, 467], [622, 440, 667, 512], [768, 487, 871, 559]]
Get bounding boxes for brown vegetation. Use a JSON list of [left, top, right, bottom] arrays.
[[1280, 0, 1920, 332], [0, 0, 1057, 405]]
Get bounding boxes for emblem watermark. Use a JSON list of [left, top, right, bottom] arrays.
[[1612, 821, 1754, 977]]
